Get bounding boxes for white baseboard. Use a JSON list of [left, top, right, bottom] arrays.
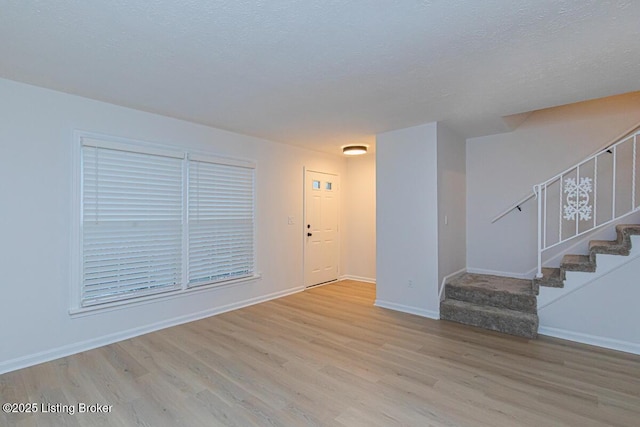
[[339, 275, 376, 284], [538, 326, 640, 356], [466, 267, 531, 280], [0, 286, 304, 375], [374, 299, 439, 320]]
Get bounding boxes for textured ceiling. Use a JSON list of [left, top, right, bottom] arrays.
[[2, 1, 640, 154]]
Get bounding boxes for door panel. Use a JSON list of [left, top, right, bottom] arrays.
[[304, 170, 339, 287]]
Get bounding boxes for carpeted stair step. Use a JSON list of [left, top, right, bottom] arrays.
[[617, 223, 640, 236], [615, 224, 640, 245], [440, 299, 538, 339], [446, 273, 536, 313], [561, 254, 596, 272], [588, 239, 629, 261], [532, 267, 563, 290]]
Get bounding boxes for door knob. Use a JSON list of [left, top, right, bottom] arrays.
[[307, 232, 313, 237]]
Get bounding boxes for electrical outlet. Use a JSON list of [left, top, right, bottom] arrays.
[[408, 280, 413, 288], [287, 216, 295, 225]]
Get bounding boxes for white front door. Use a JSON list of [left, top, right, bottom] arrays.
[[304, 170, 339, 287]]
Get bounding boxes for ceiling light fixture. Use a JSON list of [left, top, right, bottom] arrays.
[[342, 145, 367, 156]]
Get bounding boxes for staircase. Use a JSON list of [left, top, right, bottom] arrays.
[[441, 125, 640, 338], [440, 224, 640, 338]]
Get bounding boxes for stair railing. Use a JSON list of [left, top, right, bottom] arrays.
[[493, 122, 640, 224], [534, 129, 640, 277]]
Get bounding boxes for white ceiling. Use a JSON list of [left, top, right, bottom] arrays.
[[2, 1, 640, 155]]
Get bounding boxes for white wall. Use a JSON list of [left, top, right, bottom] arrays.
[[539, 239, 640, 354], [437, 123, 466, 289], [467, 92, 640, 276], [344, 154, 376, 282], [375, 122, 440, 318], [0, 78, 348, 373]]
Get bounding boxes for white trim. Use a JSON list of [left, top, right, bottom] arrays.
[[439, 268, 466, 301], [0, 285, 303, 375], [339, 275, 376, 284], [81, 137, 184, 159], [305, 279, 338, 289], [70, 130, 82, 315], [374, 300, 439, 319], [538, 326, 640, 355], [305, 168, 340, 176], [466, 267, 530, 280], [189, 152, 255, 169], [181, 153, 190, 290], [75, 130, 254, 168]]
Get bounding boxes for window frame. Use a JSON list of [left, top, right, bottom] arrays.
[[70, 131, 259, 315]]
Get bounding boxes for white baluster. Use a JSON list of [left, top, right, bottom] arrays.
[[536, 184, 543, 278], [612, 146, 617, 219], [594, 155, 598, 228], [633, 135, 637, 209]]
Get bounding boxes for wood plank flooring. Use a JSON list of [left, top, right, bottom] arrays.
[[1, 280, 639, 426]]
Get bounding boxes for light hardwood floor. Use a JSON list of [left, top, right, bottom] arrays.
[[1, 280, 639, 426]]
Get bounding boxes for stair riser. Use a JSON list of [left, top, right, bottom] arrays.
[[446, 286, 536, 313], [440, 304, 538, 339], [561, 255, 596, 273], [533, 277, 564, 288], [532, 268, 564, 289], [588, 245, 629, 262]]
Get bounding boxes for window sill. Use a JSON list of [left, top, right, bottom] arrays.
[[69, 274, 262, 318]]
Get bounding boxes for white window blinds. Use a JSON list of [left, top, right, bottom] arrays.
[[188, 158, 255, 287], [78, 136, 256, 309], [81, 142, 184, 306]]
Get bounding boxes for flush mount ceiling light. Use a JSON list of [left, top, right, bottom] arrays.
[[342, 145, 367, 156]]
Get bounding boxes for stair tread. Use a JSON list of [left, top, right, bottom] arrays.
[[616, 224, 640, 235], [446, 273, 537, 312], [447, 273, 534, 295]]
